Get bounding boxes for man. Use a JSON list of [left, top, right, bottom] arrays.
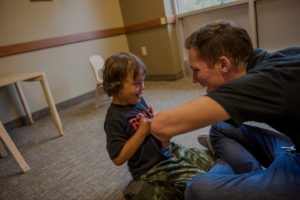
[[151, 20, 300, 199]]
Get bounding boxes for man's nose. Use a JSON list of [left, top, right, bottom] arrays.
[[192, 72, 198, 83]]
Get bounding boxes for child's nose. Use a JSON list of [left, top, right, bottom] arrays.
[[140, 82, 145, 91]]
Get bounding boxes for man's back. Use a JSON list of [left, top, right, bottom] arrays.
[[206, 47, 300, 150]]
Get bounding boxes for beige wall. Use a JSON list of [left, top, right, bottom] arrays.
[[119, 0, 165, 26], [256, 0, 300, 52], [0, 0, 129, 124], [119, 0, 182, 76]]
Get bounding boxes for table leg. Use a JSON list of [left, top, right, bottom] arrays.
[[14, 82, 34, 124], [0, 139, 8, 157], [0, 122, 30, 172], [39, 73, 64, 136]]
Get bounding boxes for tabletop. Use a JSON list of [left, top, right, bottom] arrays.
[[0, 72, 44, 87]]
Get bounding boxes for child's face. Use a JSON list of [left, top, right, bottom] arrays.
[[113, 68, 145, 105]]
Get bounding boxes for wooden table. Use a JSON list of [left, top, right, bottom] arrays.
[[0, 72, 64, 172], [0, 121, 30, 172], [0, 72, 64, 136]]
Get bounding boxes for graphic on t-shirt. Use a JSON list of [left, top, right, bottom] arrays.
[[129, 108, 153, 130]]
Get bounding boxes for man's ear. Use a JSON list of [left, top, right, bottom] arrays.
[[219, 56, 231, 74]]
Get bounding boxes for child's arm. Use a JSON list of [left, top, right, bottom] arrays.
[[149, 106, 170, 148], [112, 113, 151, 166]]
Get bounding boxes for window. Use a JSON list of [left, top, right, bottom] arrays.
[[178, 0, 237, 14]]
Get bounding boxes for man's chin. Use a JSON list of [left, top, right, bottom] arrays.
[[197, 82, 209, 92]]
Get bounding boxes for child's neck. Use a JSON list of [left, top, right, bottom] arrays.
[[112, 96, 132, 105]]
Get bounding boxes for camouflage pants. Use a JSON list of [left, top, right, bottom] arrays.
[[128, 142, 211, 200]]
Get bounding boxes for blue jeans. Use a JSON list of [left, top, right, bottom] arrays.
[[185, 122, 300, 200]]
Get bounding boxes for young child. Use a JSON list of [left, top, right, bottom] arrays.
[[103, 52, 171, 180]]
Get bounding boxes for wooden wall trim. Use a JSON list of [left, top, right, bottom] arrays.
[[0, 15, 175, 58], [0, 27, 126, 57], [125, 17, 163, 33]]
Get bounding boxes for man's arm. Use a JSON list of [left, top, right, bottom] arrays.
[[149, 105, 170, 148], [151, 96, 230, 141], [112, 113, 151, 166]]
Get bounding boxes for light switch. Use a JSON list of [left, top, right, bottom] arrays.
[[160, 17, 166, 25], [141, 46, 147, 56]]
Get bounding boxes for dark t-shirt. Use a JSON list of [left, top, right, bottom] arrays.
[[104, 96, 168, 179], [207, 47, 300, 151]]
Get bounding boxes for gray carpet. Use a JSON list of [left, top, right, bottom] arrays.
[[0, 77, 273, 199]]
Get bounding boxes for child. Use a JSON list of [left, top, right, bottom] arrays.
[[103, 52, 172, 180]]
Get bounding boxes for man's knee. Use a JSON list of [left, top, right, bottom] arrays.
[[209, 122, 242, 152], [209, 122, 231, 137], [185, 174, 211, 200]]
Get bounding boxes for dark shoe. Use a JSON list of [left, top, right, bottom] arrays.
[[197, 134, 215, 156], [123, 180, 145, 200]]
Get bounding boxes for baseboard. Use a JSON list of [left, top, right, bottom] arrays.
[[3, 88, 105, 133], [145, 71, 184, 81]]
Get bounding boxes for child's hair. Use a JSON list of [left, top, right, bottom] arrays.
[[102, 52, 147, 97]]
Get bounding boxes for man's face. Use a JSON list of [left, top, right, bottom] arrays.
[[189, 46, 225, 93]]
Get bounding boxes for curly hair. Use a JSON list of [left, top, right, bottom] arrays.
[[185, 20, 253, 69], [102, 52, 147, 97]]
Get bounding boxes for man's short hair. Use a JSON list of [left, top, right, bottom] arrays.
[[185, 20, 253, 69], [102, 52, 147, 97]]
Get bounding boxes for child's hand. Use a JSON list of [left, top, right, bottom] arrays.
[[161, 140, 170, 148], [137, 113, 151, 137]]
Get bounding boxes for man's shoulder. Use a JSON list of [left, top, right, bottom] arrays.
[[275, 47, 300, 56], [248, 47, 300, 72], [263, 47, 300, 62]]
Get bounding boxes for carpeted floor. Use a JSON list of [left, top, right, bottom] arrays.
[[0, 77, 274, 199]]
